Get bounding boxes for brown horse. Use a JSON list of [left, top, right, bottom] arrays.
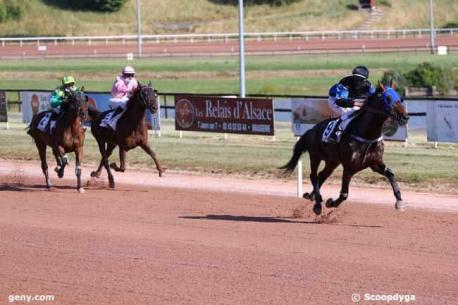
[[27, 90, 87, 192], [281, 82, 409, 215], [88, 82, 164, 188]]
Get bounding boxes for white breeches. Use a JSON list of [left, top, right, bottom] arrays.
[[109, 97, 129, 110]]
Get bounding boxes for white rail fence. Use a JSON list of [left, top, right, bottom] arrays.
[[1, 28, 456, 46]]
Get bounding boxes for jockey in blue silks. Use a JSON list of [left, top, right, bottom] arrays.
[[328, 66, 375, 118]]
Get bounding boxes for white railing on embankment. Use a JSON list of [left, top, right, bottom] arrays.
[[0, 28, 456, 46]]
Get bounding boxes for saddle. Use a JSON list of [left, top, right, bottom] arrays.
[[100, 107, 125, 130], [322, 110, 362, 144]]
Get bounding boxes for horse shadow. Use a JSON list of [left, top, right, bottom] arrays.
[[180, 214, 382, 228], [0, 183, 75, 192]]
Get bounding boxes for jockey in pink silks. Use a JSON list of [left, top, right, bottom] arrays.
[[106, 66, 138, 129], [110, 65, 138, 110]]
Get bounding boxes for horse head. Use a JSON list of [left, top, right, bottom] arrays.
[[62, 88, 88, 118], [134, 82, 158, 114], [366, 80, 409, 126]]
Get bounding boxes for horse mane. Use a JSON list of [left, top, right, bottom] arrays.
[[125, 85, 142, 110]]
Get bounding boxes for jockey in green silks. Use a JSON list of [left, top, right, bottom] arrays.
[[48, 76, 80, 165], [50, 76, 79, 110]]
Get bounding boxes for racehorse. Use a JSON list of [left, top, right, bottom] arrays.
[[280, 81, 409, 215], [88, 82, 165, 188], [27, 90, 87, 192]]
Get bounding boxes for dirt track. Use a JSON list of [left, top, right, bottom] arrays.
[[1, 35, 457, 58], [1, 160, 457, 305]]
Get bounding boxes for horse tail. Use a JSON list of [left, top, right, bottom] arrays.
[[26, 114, 37, 137], [279, 131, 310, 176], [87, 106, 101, 121]]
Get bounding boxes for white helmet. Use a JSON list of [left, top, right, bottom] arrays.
[[122, 66, 135, 75]]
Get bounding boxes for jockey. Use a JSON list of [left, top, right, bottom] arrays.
[[104, 66, 139, 130], [327, 66, 375, 118], [50, 76, 78, 112], [110, 65, 138, 110], [49, 76, 79, 166]]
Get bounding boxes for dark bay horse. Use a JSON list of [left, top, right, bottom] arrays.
[[281, 82, 409, 215], [27, 90, 87, 192], [88, 83, 164, 188]]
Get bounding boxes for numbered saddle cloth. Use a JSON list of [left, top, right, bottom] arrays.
[[37, 112, 53, 133], [322, 110, 361, 144]]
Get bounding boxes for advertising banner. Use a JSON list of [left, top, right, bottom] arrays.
[[0, 91, 7, 123], [174, 96, 274, 135], [291, 97, 408, 141], [20, 91, 52, 123], [426, 100, 458, 143]]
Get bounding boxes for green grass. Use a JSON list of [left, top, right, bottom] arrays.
[[1, 113, 457, 192], [1, 53, 457, 96], [1, 1, 457, 36]]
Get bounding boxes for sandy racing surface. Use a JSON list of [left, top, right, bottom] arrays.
[[1, 160, 457, 304]]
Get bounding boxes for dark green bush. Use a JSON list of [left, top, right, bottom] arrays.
[[383, 62, 457, 96], [0, 0, 25, 23], [442, 22, 458, 29], [43, 0, 127, 12]]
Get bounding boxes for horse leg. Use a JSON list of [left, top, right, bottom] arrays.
[[53, 146, 67, 178], [91, 141, 106, 178], [305, 157, 323, 215], [103, 143, 117, 188], [326, 168, 353, 208], [36, 142, 52, 190], [304, 161, 338, 201], [140, 143, 165, 177], [74, 146, 85, 193], [110, 148, 126, 172], [370, 163, 405, 211]]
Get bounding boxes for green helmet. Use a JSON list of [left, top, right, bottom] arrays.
[[62, 76, 75, 85]]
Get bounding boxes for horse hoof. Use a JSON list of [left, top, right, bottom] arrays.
[[109, 180, 115, 188], [325, 198, 335, 208], [313, 204, 322, 215], [78, 188, 85, 194], [303, 192, 315, 201], [90, 171, 100, 178], [395, 200, 406, 211]]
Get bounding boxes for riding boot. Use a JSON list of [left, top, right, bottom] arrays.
[[328, 119, 342, 143]]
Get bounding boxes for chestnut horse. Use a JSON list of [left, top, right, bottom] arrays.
[[27, 90, 87, 192], [88, 83, 164, 188], [281, 82, 409, 215]]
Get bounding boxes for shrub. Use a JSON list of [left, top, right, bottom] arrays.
[[442, 22, 458, 29], [43, 0, 127, 12], [383, 62, 457, 96], [0, 0, 25, 23]]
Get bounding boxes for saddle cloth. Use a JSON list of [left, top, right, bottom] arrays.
[[322, 111, 360, 144], [37, 112, 54, 133], [100, 108, 125, 130]]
